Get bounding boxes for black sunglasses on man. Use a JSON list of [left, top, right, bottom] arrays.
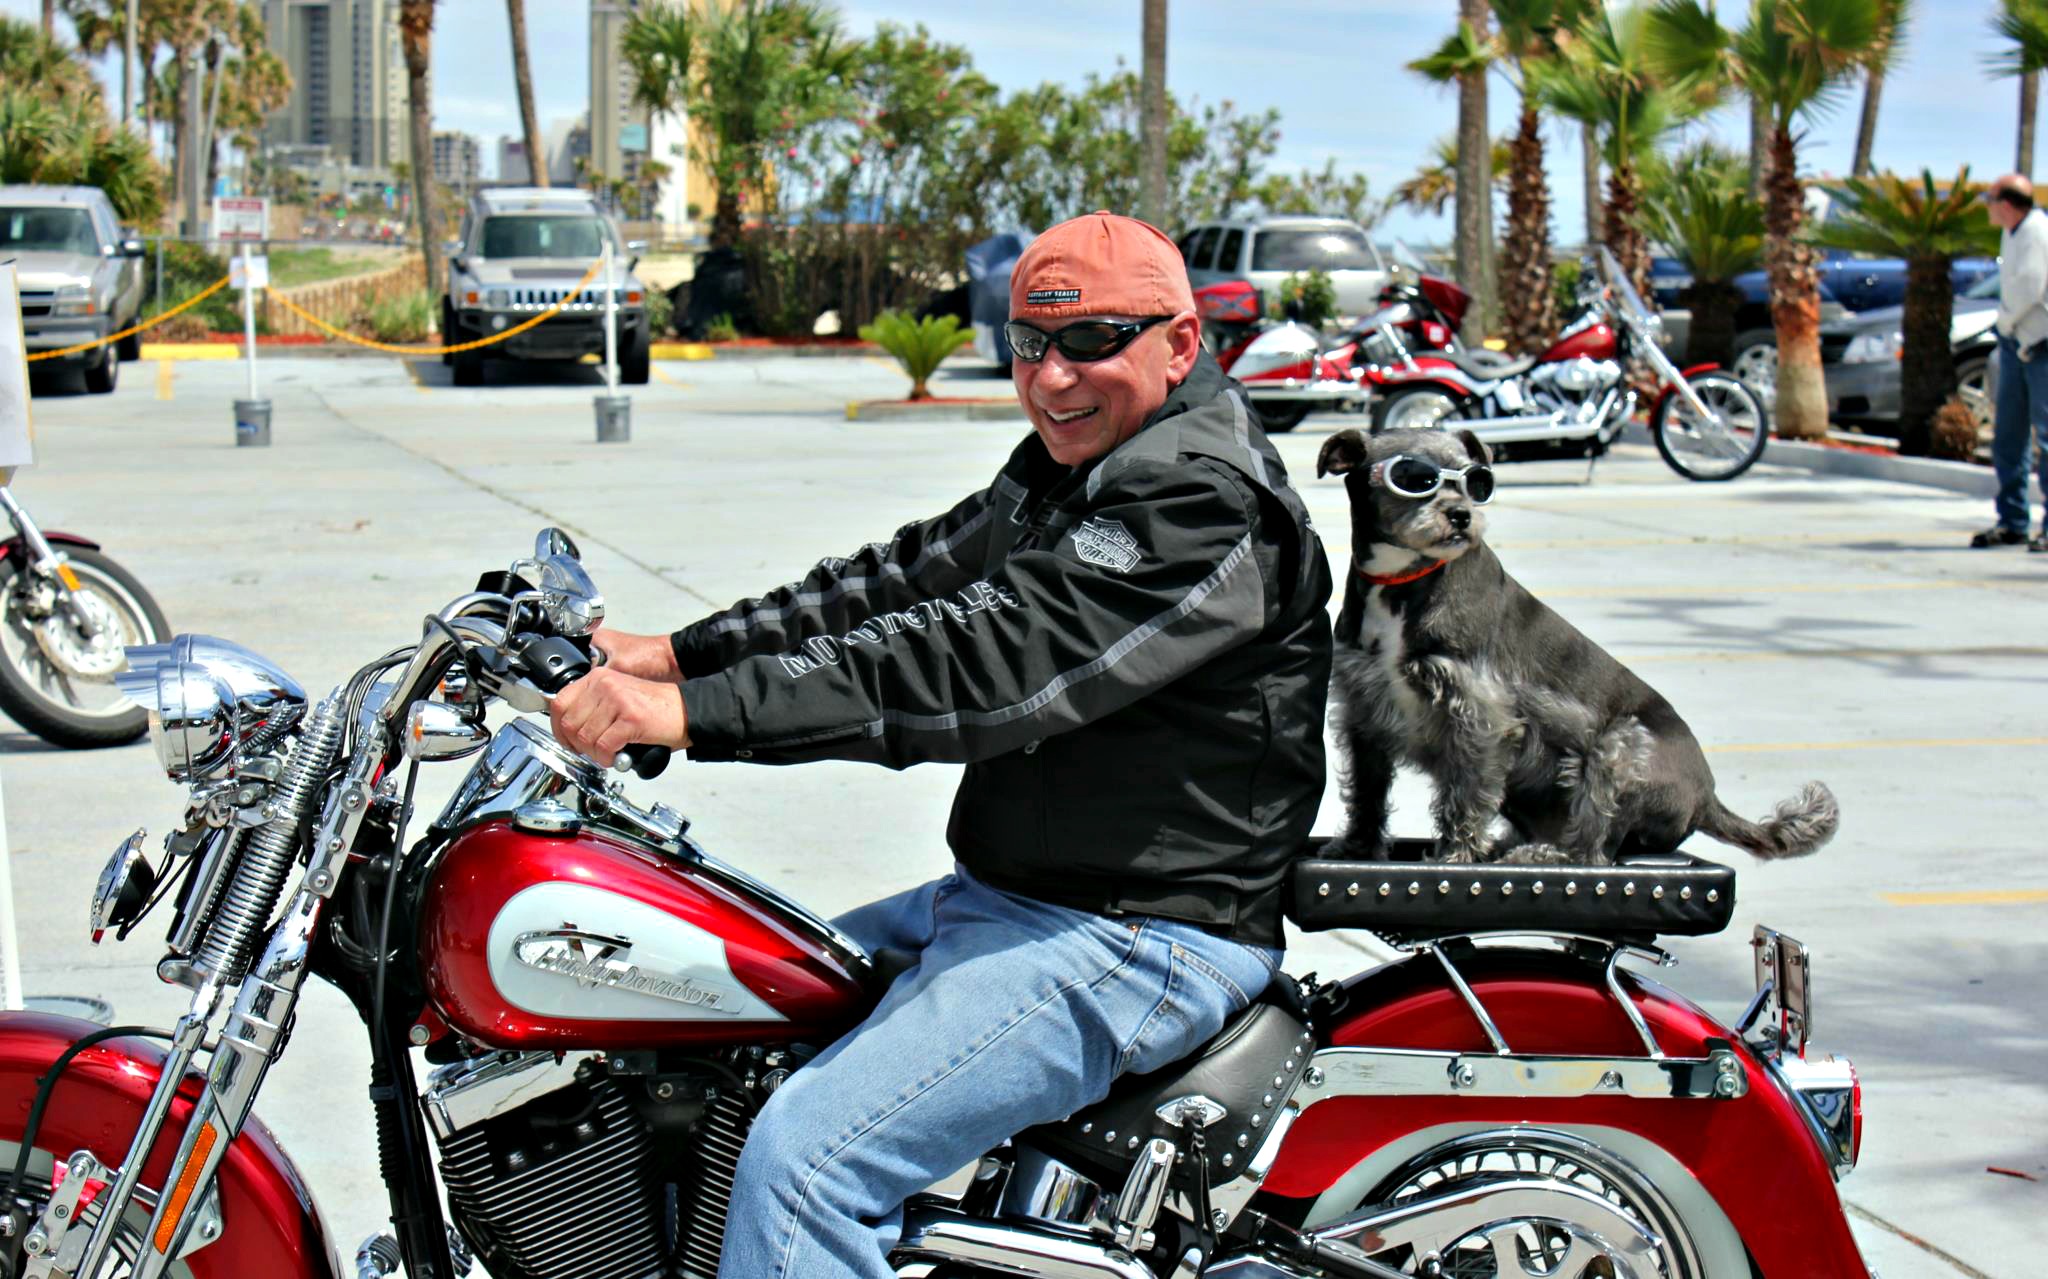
[[1003, 316, 1171, 364]]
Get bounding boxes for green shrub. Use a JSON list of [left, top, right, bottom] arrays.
[[365, 289, 433, 343], [705, 312, 740, 343], [1552, 258, 1584, 319], [856, 310, 973, 401], [643, 286, 674, 339], [1272, 269, 1338, 330]]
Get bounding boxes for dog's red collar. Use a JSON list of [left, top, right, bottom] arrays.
[[1358, 558, 1447, 587]]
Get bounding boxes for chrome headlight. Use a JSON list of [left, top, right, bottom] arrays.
[[51, 283, 96, 317], [1841, 330, 1901, 364], [115, 635, 307, 782], [485, 288, 509, 310]]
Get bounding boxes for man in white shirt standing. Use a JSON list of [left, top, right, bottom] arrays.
[[1981, 173, 2048, 550]]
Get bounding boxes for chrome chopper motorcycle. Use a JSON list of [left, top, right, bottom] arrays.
[[1362, 250, 1773, 482], [0, 531, 1874, 1279], [0, 480, 169, 747]]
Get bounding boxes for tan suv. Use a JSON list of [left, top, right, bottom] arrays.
[[2, 185, 145, 394]]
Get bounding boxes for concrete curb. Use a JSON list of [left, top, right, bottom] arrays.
[[846, 399, 1025, 422], [1622, 424, 2043, 501]]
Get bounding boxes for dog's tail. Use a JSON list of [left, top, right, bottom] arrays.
[[1697, 782, 1840, 860]]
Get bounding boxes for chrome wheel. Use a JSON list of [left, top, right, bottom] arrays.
[[1956, 355, 1993, 452], [1730, 338, 1776, 409], [1337, 1131, 1705, 1279], [1652, 372, 1770, 481], [0, 548, 168, 746], [1378, 388, 1462, 432]]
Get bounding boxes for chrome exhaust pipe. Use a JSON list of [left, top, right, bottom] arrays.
[[894, 1206, 1156, 1279]]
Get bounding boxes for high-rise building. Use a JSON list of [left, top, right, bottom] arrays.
[[588, 0, 648, 190], [497, 137, 532, 186], [260, 0, 408, 172], [432, 131, 482, 189]]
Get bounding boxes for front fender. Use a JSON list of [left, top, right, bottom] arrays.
[[0, 1012, 338, 1279], [2, 530, 102, 566], [1653, 363, 1723, 414], [1262, 948, 1868, 1278]]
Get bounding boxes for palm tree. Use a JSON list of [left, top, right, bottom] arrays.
[[1415, 0, 1590, 354], [1648, 0, 1887, 442], [1810, 169, 2000, 455], [1415, 0, 1498, 343], [0, 16, 163, 221], [1534, 3, 1693, 300], [1392, 134, 1509, 218], [1850, 0, 1910, 178], [622, 0, 851, 250], [1642, 165, 1764, 365], [1138, 0, 1167, 227], [1990, 0, 2048, 178], [507, 0, 546, 186], [399, 0, 441, 299]]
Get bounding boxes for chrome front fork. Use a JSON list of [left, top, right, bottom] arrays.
[[0, 483, 96, 637]]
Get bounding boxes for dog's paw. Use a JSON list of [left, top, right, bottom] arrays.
[[1489, 842, 1577, 866], [1318, 833, 1388, 862]]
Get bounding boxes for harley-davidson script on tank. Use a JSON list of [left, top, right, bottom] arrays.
[[489, 882, 783, 1020]]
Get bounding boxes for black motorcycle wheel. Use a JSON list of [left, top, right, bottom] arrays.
[[1651, 370, 1770, 481], [1254, 402, 1312, 433], [0, 547, 169, 748]]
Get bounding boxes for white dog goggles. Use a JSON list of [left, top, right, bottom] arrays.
[[1370, 455, 1496, 505]]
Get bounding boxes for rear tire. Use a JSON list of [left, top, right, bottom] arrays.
[[1652, 370, 1770, 481], [1372, 386, 1463, 433], [0, 547, 168, 748], [117, 326, 142, 361], [622, 326, 652, 386], [1955, 352, 1993, 454], [1253, 402, 1311, 433], [83, 343, 119, 394]]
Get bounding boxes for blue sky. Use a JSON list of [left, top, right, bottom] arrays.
[[3, 0, 2030, 245]]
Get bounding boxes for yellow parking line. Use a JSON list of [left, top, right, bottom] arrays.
[[1882, 889, 2048, 906], [155, 359, 173, 401], [1704, 735, 2048, 755], [651, 365, 690, 389]]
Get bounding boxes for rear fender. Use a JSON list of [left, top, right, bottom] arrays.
[[0, 1012, 338, 1279], [2, 530, 101, 566], [1262, 949, 1867, 1278], [1653, 363, 1722, 414]]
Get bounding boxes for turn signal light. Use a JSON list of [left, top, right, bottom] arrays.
[[465, 290, 479, 304]]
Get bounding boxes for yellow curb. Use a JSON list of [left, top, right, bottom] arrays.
[[139, 343, 239, 360], [846, 401, 860, 420], [652, 342, 714, 361]]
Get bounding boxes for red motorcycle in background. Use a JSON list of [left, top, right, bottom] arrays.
[[1360, 249, 1773, 481], [1198, 243, 1467, 434], [0, 529, 1871, 1279]]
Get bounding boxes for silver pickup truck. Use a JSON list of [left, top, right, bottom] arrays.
[[442, 187, 651, 387], [2, 185, 144, 394]]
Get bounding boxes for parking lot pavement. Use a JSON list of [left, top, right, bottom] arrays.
[[5, 354, 2044, 1275]]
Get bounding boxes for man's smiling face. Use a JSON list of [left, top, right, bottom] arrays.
[[1013, 313, 1201, 466]]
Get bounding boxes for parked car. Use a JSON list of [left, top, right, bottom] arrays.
[[965, 230, 1032, 371], [1648, 257, 1848, 404], [0, 184, 144, 394], [442, 187, 650, 387], [1820, 270, 1997, 442], [1178, 216, 1389, 320]]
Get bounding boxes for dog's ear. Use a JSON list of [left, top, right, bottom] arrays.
[[1454, 428, 1491, 466], [1317, 429, 1370, 478]]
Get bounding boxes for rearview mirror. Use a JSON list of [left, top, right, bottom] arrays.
[[121, 238, 145, 258], [535, 528, 580, 560]]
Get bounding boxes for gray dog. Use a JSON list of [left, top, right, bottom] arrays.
[[1315, 426, 1839, 866]]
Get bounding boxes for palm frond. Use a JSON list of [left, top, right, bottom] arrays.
[[1988, 0, 2048, 77], [1409, 21, 1494, 84], [1809, 167, 2002, 260]]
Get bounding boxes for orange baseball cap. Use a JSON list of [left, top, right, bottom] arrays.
[[1009, 211, 1197, 324]]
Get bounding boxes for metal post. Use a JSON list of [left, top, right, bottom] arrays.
[[593, 238, 629, 442], [234, 240, 271, 446], [0, 773, 20, 1011], [154, 235, 163, 306], [122, 0, 138, 129]]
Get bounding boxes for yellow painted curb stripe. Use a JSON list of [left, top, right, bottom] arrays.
[[1705, 735, 2048, 755], [139, 343, 238, 360], [1882, 889, 2048, 906], [845, 402, 861, 420], [651, 342, 713, 361], [154, 359, 173, 401]]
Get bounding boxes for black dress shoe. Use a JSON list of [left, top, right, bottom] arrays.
[[1971, 526, 2028, 548]]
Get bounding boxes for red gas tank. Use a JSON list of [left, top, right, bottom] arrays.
[[1539, 320, 1618, 363], [418, 818, 873, 1051]]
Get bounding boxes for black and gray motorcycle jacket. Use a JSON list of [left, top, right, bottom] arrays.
[[670, 354, 1332, 946]]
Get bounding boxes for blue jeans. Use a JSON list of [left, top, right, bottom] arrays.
[[716, 865, 1282, 1279], [1992, 334, 2048, 532]]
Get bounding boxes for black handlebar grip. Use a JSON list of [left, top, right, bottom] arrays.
[[612, 744, 672, 780]]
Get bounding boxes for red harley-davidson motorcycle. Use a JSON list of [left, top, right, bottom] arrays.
[[0, 530, 1872, 1279], [1196, 245, 1467, 435], [1359, 250, 1772, 482]]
